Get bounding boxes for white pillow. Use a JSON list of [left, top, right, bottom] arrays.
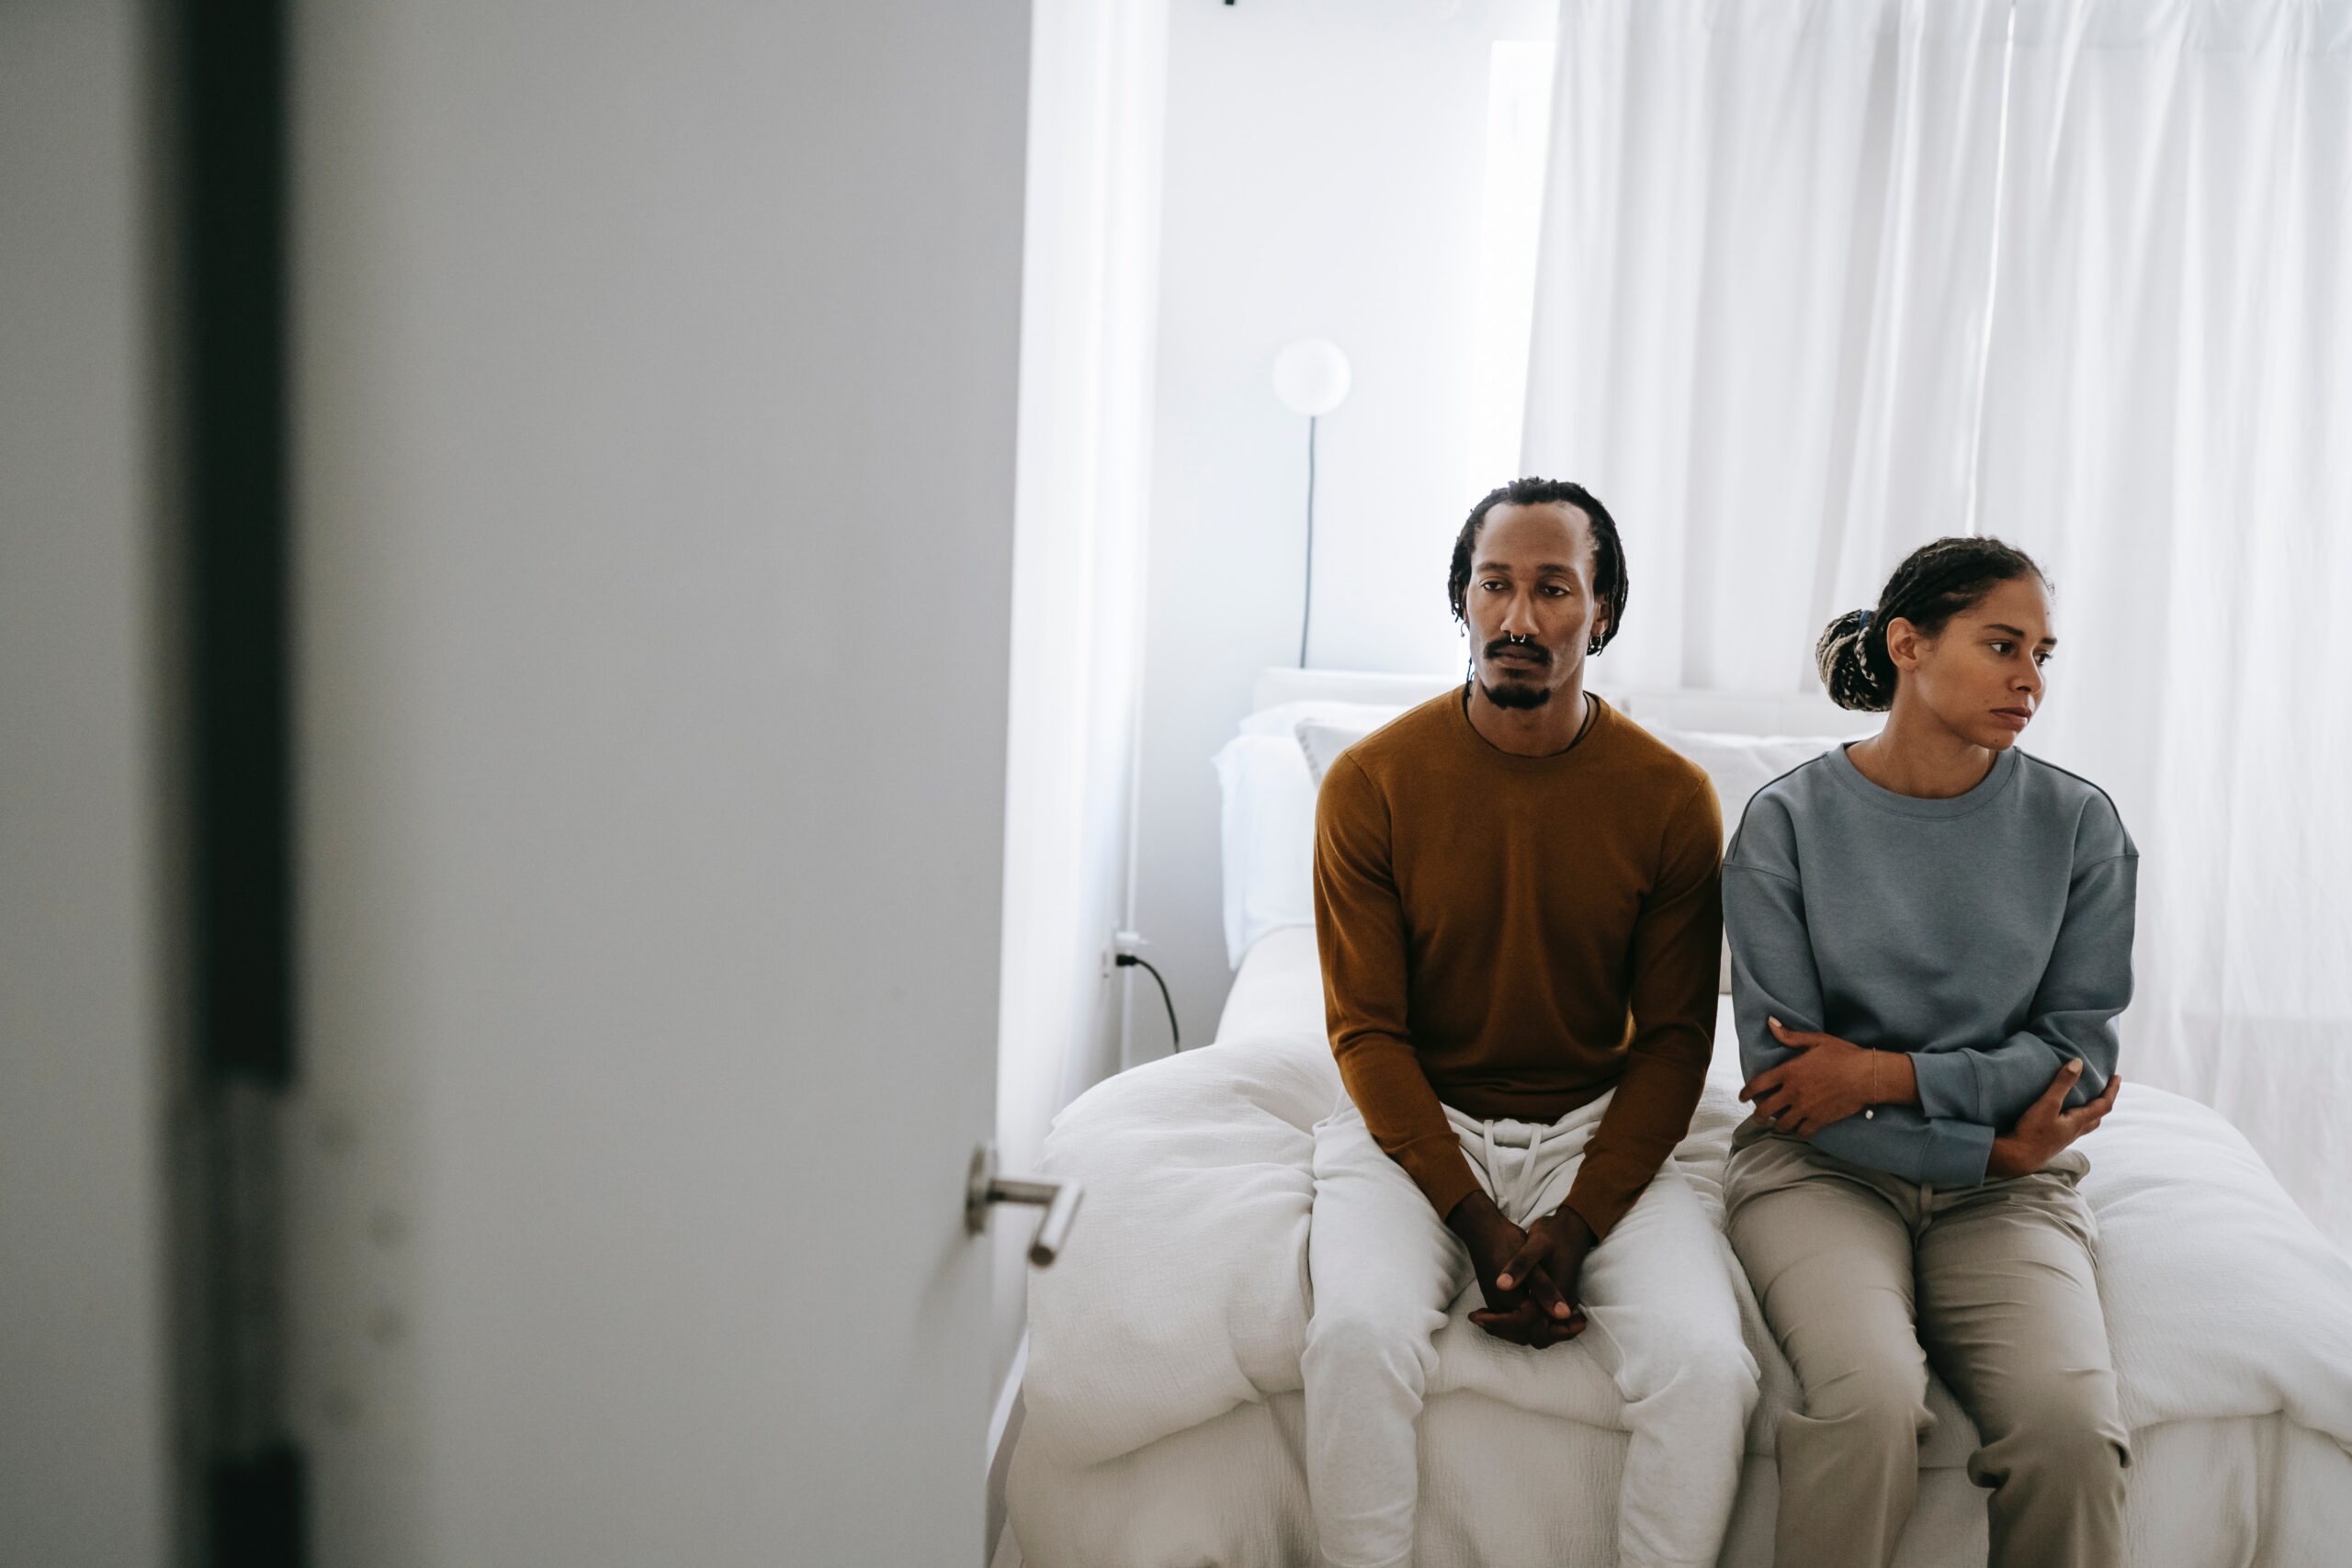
[[1237, 698, 1408, 741], [1295, 716, 1389, 787], [1644, 726, 1839, 991], [1212, 709, 1841, 988], [1296, 714, 1832, 846], [1214, 705, 1407, 968], [1210, 732, 1318, 967], [1648, 727, 1838, 845]]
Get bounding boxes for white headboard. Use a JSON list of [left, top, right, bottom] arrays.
[[1250, 667, 1860, 739]]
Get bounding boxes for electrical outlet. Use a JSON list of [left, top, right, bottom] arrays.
[[1102, 928, 1146, 976]]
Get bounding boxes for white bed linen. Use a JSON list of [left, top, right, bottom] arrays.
[[1011, 929, 2352, 1566], [1010, 1391, 2352, 1567]]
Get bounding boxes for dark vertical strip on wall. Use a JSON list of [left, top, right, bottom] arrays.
[[179, 1, 306, 1564], [185, 0, 293, 1089]]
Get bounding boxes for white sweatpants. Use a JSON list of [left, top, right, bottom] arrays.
[[1303, 1094, 1758, 1568]]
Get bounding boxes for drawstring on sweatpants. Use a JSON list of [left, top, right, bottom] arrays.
[[1478, 1118, 1563, 1222], [1480, 1121, 1501, 1212]]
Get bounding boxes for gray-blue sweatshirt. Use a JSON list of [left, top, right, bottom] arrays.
[[1724, 743, 2137, 1188]]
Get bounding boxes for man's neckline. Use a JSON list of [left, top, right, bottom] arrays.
[[1456, 682, 1604, 763]]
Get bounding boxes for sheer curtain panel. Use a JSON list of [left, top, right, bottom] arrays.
[[1522, 0, 2013, 694], [1973, 0, 2352, 1245], [995, 0, 1170, 1393], [1526, 0, 2352, 1245]]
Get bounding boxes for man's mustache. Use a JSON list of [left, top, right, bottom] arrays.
[[1483, 639, 1552, 666]]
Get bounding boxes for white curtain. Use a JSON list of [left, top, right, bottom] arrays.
[[1525, 0, 2352, 1244], [1975, 0, 2352, 1243], [1523, 0, 2014, 694], [994, 0, 1170, 1389]]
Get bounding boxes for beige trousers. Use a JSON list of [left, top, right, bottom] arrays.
[[1724, 1125, 2128, 1568]]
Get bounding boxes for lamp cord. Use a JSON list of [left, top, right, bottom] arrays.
[[1114, 953, 1182, 1052], [1298, 413, 1317, 668]]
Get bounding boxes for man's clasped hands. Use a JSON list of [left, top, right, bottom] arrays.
[[1444, 1191, 1597, 1348]]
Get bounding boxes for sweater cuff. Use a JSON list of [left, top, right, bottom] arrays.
[[1559, 1173, 1634, 1242], [1402, 1142, 1484, 1225], [1910, 1049, 1981, 1123], [1920, 1116, 1995, 1189]]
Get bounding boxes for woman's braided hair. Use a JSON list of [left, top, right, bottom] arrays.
[[1817, 536, 2051, 712], [1446, 478, 1630, 651]]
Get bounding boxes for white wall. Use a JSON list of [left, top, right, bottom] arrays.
[[1132, 0, 1557, 1050], [0, 3, 177, 1562]]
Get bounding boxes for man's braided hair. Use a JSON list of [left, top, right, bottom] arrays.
[[1445, 478, 1629, 652]]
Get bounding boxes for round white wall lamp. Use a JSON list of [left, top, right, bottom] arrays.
[[1272, 338, 1351, 666], [1272, 337, 1351, 417]]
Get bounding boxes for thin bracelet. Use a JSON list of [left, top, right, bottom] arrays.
[[1864, 1051, 1877, 1121]]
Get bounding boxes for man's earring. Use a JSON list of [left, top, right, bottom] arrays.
[[1587, 636, 1604, 657]]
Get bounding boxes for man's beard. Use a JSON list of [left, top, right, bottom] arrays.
[[1478, 673, 1555, 709], [1479, 640, 1556, 709]]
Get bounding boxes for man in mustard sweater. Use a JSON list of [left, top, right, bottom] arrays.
[[1307, 479, 1758, 1568]]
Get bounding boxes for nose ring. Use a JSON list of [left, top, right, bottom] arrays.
[[1507, 632, 1530, 645]]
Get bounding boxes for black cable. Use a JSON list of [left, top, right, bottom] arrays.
[[1298, 413, 1317, 668], [1116, 954, 1182, 1051]]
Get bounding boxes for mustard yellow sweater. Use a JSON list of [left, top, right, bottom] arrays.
[[1312, 689, 1723, 1236]]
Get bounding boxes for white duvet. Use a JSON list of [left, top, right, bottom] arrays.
[[1021, 932, 2352, 1489]]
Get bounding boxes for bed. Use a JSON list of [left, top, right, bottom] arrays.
[[1006, 672, 2352, 1568]]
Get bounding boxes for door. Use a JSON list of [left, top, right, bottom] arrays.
[[289, 4, 1033, 1562]]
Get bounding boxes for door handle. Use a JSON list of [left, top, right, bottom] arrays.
[[965, 1144, 1083, 1267]]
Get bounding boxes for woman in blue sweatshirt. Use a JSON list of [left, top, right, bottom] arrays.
[[1723, 536, 2133, 1568]]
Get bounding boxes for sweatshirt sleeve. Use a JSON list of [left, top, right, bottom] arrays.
[[1561, 774, 1723, 1240], [1909, 806, 2137, 1130], [1313, 753, 1481, 1221], [1724, 790, 1994, 1189]]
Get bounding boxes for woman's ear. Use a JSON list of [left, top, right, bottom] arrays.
[[1883, 615, 1922, 673]]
